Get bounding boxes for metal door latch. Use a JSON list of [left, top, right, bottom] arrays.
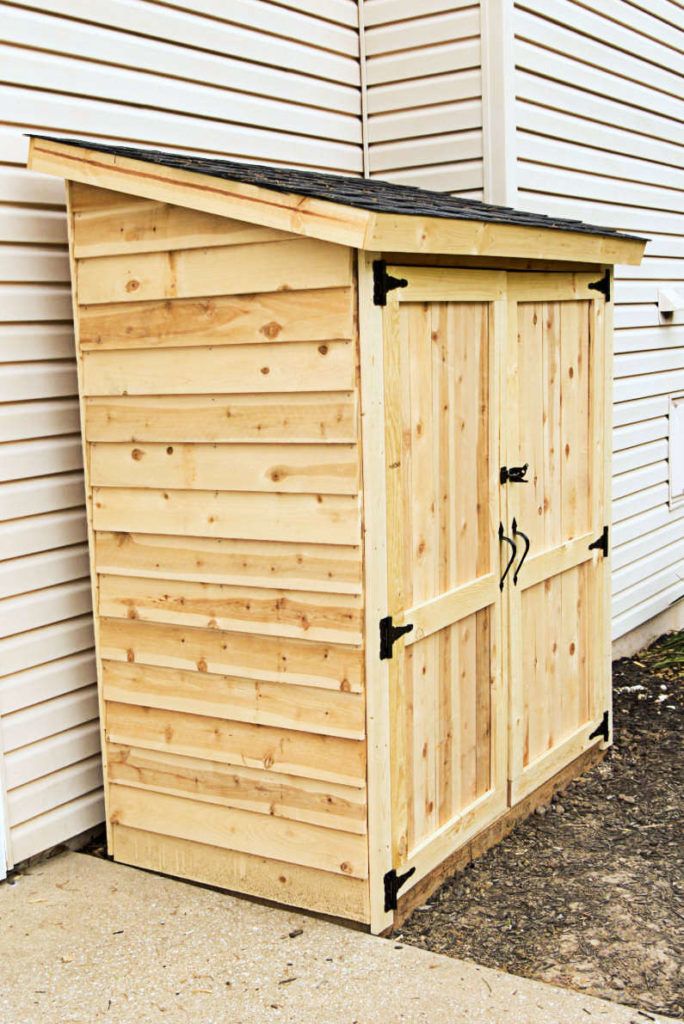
[[500, 463, 528, 484], [373, 260, 408, 306], [379, 615, 413, 660]]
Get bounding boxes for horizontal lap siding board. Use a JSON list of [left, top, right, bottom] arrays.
[[512, 0, 684, 639], [69, 185, 368, 918], [0, 0, 362, 869], [363, 1, 484, 196]]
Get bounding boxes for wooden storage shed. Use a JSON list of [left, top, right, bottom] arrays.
[[28, 136, 645, 934]]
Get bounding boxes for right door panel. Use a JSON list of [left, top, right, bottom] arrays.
[[505, 275, 609, 803]]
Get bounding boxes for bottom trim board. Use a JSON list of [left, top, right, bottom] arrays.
[[387, 742, 605, 932], [111, 824, 370, 924]]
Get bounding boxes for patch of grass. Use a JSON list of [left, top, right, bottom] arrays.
[[640, 630, 684, 676]]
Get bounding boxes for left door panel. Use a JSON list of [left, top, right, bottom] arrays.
[[382, 269, 507, 893]]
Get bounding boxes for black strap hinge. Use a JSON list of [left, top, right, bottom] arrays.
[[588, 269, 611, 302], [373, 259, 408, 306], [500, 463, 528, 485], [380, 615, 413, 660], [383, 867, 416, 912], [589, 710, 610, 743], [589, 525, 609, 557]]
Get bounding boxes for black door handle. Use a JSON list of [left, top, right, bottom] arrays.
[[512, 518, 530, 586], [498, 522, 517, 591]]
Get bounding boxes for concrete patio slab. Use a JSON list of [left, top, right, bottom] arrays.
[[0, 851, 678, 1024]]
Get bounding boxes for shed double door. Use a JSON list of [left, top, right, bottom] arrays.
[[381, 266, 609, 891]]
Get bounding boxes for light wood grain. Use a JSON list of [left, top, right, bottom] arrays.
[[85, 393, 357, 444], [105, 701, 366, 788], [107, 743, 366, 833], [94, 532, 363, 594], [381, 271, 505, 887], [357, 252, 393, 933], [109, 783, 368, 877], [112, 826, 370, 923], [29, 139, 371, 250], [99, 617, 364, 693], [72, 186, 296, 257], [102, 660, 364, 738], [92, 487, 361, 546], [507, 282, 610, 802], [77, 237, 353, 305], [82, 340, 354, 396], [98, 574, 363, 645], [78, 288, 353, 350], [89, 441, 359, 495]]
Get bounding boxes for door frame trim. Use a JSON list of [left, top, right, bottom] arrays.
[[358, 251, 394, 934]]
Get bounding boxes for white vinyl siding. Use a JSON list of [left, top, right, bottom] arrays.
[[363, 0, 484, 195], [0, 0, 362, 868], [510, 0, 684, 640]]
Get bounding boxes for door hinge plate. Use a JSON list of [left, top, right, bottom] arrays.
[[383, 866, 416, 912], [588, 269, 611, 302], [589, 525, 609, 557], [589, 710, 610, 743], [373, 259, 408, 306], [380, 615, 413, 660]]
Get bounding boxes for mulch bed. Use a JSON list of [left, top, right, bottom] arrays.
[[396, 632, 684, 1020]]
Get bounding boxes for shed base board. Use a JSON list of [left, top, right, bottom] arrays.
[[612, 601, 684, 660], [387, 742, 606, 933], [110, 824, 370, 925]]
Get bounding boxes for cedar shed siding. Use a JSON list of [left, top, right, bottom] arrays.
[[25, 137, 642, 933], [67, 183, 367, 921], [0, 0, 362, 871]]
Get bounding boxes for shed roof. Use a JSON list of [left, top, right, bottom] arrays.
[[28, 136, 647, 265]]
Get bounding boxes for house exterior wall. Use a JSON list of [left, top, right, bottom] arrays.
[[363, 1, 484, 195], [0, 0, 363, 871], [506, 0, 684, 640]]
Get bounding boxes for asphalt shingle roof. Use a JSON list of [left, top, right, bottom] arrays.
[[32, 136, 646, 243]]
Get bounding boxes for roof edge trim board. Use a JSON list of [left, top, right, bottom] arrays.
[[367, 213, 645, 266], [28, 138, 371, 251], [28, 138, 646, 265]]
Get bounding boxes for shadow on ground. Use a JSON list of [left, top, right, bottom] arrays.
[[397, 632, 684, 1020]]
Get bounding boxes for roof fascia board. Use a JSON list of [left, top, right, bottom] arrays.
[[28, 137, 371, 249], [366, 212, 646, 265]]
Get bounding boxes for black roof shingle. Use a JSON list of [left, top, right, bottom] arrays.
[[31, 136, 646, 243]]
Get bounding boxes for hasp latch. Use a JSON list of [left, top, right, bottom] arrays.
[[373, 259, 408, 306], [589, 710, 610, 743], [589, 525, 609, 557], [380, 615, 413, 660], [588, 269, 611, 302], [383, 867, 416, 912], [500, 463, 528, 485]]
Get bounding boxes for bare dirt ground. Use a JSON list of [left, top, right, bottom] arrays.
[[397, 632, 684, 1020]]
